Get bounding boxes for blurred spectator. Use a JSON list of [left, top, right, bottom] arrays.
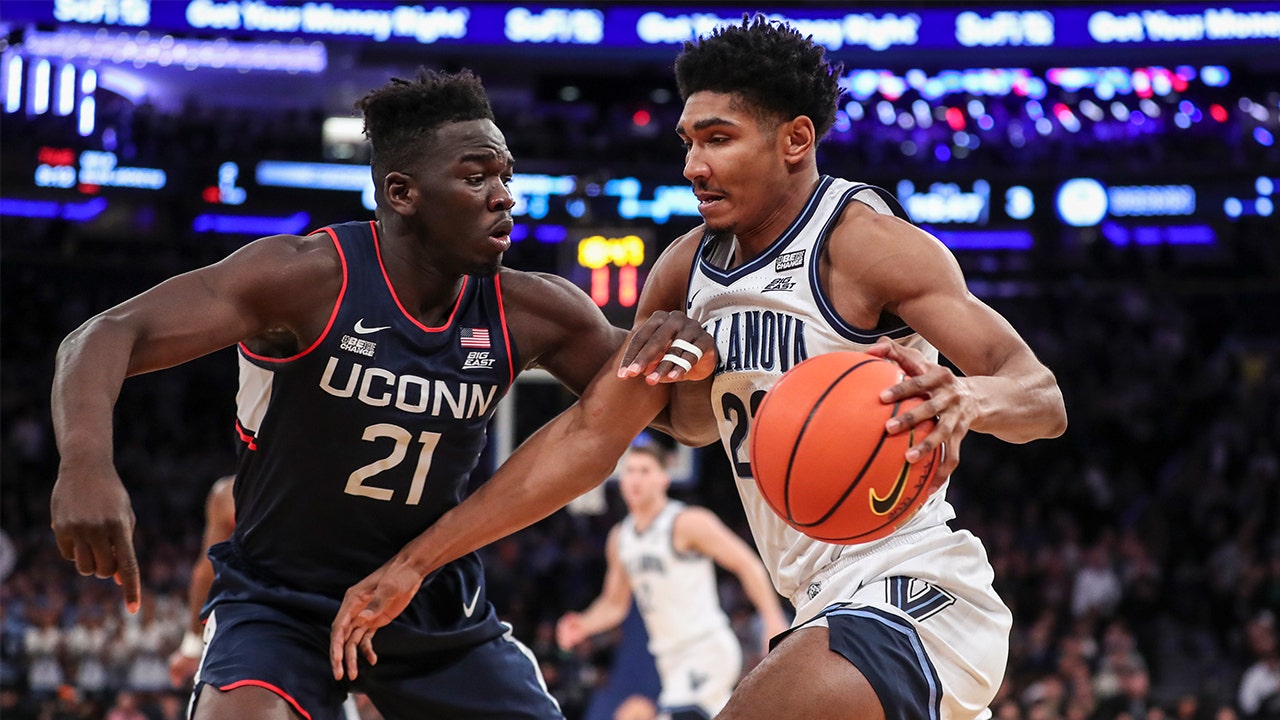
[[1238, 612, 1280, 719]]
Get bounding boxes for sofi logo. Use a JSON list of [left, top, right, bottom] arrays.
[[54, 0, 150, 26]]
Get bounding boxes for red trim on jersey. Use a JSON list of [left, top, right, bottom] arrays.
[[234, 420, 258, 451], [218, 680, 312, 720], [494, 273, 515, 386], [238, 227, 349, 363], [372, 220, 467, 333]]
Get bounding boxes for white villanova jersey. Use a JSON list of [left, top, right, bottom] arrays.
[[685, 176, 957, 612], [616, 501, 733, 657]]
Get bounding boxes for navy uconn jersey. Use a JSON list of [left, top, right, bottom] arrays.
[[228, 220, 515, 639], [685, 177, 956, 604]]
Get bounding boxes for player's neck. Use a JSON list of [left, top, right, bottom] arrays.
[[733, 171, 823, 260], [374, 219, 467, 327], [630, 498, 668, 531]]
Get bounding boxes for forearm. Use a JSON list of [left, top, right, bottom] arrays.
[[397, 385, 659, 580], [52, 318, 135, 467], [575, 597, 630, 638], [187, 558, 215, 635], [738, 564, 787, 628], [967, 358, 1066, 443], [655, 378, 720, 447]]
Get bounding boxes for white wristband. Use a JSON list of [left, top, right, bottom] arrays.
[[179, 631, 205, 659]]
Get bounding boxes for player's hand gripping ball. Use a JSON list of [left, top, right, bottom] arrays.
[[748, 351, 941, 544]]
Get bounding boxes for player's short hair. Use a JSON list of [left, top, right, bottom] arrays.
[[356, 68, 495, 188], [674, 14, 843, 140], [625, 442, 669, 469]]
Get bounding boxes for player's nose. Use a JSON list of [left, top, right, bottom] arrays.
[[683, 150, 709, 184], [488, 184, 514, 212]]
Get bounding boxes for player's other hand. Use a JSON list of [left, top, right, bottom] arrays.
[[168, 650, 199, 688], [761, 614, 791, 657], [330, 558, 422, 681], [555, 613, 586, 651], [50, 466, 142, 614], [618, 310, 716, 385], [867, 336, 974, 484]]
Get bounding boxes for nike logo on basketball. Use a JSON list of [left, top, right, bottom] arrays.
[[462, 586, 482, 618], [354, 319, 391, 334], [870, 457, 910, 515]]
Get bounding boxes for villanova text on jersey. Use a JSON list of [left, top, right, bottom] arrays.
[[707, 311, 808, 375]]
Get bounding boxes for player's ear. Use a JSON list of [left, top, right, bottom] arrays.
[[779, 116, 815, 166], [383, 171, 417, 216]]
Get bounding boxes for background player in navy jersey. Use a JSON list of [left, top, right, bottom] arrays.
[[556, 444, 788, 719], [167, 476, 233, 690], [49, 68, 715, 720], [330, 17, 1066, 720], [165, 477, 367, 719]]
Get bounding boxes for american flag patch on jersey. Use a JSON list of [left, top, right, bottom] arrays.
[[460, 327, 491, 348]]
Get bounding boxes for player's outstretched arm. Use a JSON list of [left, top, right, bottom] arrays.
[[556, 526, 632, 650], [168, 476, 235, 688], [329, 302, 713, 680], [830, 204, 1066, 479], [51, 233, 340, 614], [676, 507, 790, 653], [621, 228, 721, 447]]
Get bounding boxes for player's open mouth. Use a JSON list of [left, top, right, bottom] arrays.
[[695, 192, 726, 209]]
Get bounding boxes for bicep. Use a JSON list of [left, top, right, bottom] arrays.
[[601, 531, 632, 604], [860, 220, 1036, 378], [203, 478, 236, 549], [514, 273, 625, 396], [635, 231, 701, 322], [107, 235, 336, 376], [678, 509, 759, 574]]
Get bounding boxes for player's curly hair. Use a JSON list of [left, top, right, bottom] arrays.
[[675, 14, 843, 140], [356, 67, 494, 183]]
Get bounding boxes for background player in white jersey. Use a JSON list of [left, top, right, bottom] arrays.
[[556, 444, 788, 720], [329, 17, 1065, 720]]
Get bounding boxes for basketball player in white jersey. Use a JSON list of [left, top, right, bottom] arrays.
[[331, 18, 1065, 720], [556, 444, 788, 720]]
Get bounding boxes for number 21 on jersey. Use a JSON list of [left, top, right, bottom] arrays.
[[344, 423, 441, 505]]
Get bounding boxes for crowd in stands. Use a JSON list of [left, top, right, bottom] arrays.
[[4, 63, 1276, 187]]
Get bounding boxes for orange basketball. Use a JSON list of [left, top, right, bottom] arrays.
[[748, 351, 941, 544]]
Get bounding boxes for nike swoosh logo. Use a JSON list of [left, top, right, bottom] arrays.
[[687, 287, 702, 309], [870, 457, 910, 515], [353, 319, 391, 335], [462, 586, 482, 618]]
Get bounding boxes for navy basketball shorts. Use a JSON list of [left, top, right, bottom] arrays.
[[192, 600, 563, 720]]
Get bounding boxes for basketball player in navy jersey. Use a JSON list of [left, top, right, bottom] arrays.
[[330, 18, 1067, 720], [556, 444, 788, 719], [50, 68, 715, 720], [168, 476, 234, 689]]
